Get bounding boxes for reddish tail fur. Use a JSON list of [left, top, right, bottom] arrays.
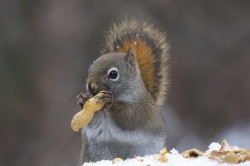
[[102, 20, 169, 105]]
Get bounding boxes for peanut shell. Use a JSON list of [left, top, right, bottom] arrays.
[[71, 92, 106, 132]]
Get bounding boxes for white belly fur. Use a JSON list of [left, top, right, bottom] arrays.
[[84, 110, 165, 158]]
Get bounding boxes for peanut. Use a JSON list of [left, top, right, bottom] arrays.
[[71, 92, 106, 132]]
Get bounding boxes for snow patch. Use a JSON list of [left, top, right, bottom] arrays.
[[83, 142, 250, 166]]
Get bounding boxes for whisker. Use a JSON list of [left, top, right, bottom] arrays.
[[65, 90, 84, 108]]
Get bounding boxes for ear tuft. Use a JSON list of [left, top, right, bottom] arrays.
[[124, 48, 136, 66]]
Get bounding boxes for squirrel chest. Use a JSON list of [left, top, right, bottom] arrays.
[[84, 110, 165, 161]]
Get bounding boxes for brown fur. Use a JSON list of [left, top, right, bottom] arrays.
[[102, 20, 169, 105]]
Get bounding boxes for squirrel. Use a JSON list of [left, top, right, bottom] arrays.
[[76, 20, 170, 165]]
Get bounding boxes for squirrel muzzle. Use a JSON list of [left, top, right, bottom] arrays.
[[87, 82, 99, 95], [87, 81, 109, 96]]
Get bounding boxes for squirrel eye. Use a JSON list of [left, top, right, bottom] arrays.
[[107, 67, 119, 81]]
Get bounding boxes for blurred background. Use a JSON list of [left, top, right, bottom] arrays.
[[1, 0, 250, 166]]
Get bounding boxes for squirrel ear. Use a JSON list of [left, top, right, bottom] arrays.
[[124, 48, 136, 66]]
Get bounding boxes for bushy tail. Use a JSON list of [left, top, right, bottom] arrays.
[[102, 20, 170, 105]]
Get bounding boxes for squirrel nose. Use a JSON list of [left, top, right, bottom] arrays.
[[88, 82, 99, 95]]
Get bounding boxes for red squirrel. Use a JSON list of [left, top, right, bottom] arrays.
[[76, 20, 170, 165]]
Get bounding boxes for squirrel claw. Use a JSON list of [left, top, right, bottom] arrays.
[[77, 92, 92, 108], [95, 91, 114, 110]]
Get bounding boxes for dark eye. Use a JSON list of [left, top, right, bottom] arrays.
[[108, 70, 118, 79], [107, 67, 119, 81]]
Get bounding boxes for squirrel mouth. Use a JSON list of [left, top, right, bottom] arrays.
[[88, 83, 109, 96], [88, 87, 99, 96], [90, 89, 99, 96]]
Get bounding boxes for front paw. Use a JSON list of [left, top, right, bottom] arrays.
[[94, 91, 114, 110], [77, 92, 92, 108]]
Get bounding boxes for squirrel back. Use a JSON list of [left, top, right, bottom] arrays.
[[102, 20, 170, 105]]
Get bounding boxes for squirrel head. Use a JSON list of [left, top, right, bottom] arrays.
[[86, 49, 143, 98]]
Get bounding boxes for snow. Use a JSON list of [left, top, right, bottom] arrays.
[[83, 142, 250, 166], [206, 142, 221, 154]]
